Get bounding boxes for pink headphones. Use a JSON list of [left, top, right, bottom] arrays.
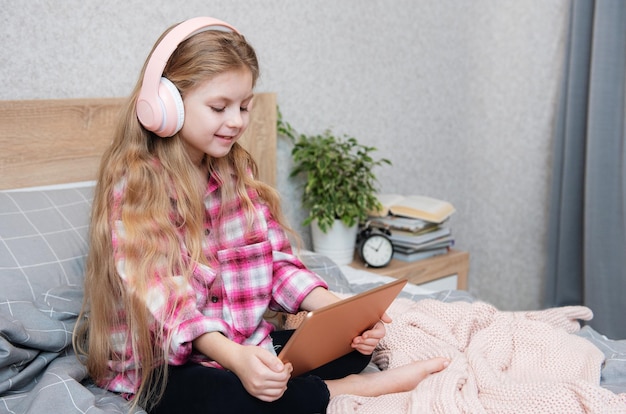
[[136, 17, 239, 137]]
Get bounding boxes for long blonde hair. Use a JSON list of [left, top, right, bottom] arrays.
[[73, 24, 287, 411]]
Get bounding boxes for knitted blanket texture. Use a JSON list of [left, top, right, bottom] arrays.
[[325, 298, 626, 414]]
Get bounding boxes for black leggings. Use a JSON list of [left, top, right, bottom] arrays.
[[149, 330, 372, 414]]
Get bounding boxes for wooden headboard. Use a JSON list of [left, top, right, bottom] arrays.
[[0, 93, 276, 190]]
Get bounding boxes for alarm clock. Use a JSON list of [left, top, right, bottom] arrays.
[[357, 227, 394, 268]]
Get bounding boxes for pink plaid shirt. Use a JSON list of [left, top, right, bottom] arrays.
[[102, 174, 327, 395]]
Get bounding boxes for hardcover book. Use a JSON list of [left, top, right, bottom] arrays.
[[371, 194, 455, 224]]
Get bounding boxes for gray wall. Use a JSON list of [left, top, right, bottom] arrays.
[[1, 0, 569, 311]]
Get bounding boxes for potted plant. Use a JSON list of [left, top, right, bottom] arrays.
[[278, 109, 391, 265]]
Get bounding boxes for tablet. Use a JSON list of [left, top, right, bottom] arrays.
[[277, 278, 407, 377]]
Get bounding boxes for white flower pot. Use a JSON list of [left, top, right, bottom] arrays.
[[310, 219, 358, 265]]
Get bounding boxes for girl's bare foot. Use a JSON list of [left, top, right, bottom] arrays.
[[325, 357, 449, 398]]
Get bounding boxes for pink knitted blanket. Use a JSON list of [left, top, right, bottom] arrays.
[[326, 298, 626, 414]]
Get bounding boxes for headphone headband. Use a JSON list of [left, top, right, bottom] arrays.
[[136, 17, 239, 137]]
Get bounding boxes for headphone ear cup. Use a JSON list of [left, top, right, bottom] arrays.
[[155, 77, 185, 137]]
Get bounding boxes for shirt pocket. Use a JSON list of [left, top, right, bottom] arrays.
[[217, 240, 273, 337]]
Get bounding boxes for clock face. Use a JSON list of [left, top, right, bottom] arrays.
[[360, 234, 394, 268]]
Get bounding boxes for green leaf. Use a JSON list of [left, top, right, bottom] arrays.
[[278, 106, 392, 233]]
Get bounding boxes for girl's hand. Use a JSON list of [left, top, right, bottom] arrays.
[[351, 312, 392, 355], [230, 345, 293, 402]]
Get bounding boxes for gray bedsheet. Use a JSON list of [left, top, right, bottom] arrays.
[[0, 286, 143, 413], [3, 282, 624, 414]]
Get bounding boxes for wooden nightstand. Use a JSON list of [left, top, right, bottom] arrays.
[[349, 249, 469, 290]]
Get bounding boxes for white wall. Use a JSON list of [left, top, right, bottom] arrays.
[[1, 0, 569, 311]]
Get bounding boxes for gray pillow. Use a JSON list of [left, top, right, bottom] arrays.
[[0, 185, 355, 302], [0, 185, 357, 300], [299, 250, 354, 294], [0, 185, 94, 304]]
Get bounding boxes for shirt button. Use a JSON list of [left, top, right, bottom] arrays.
[[211, 296, 219, 303]]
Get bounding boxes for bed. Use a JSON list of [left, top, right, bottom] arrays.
[[0, 94, 625, 414]]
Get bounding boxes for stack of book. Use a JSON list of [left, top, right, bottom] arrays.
[[367, 194, 456, 262]]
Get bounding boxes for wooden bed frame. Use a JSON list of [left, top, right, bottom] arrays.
[[0, 93, 276, 190]]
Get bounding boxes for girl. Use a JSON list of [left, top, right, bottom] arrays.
[[73, 17, 448, 414]]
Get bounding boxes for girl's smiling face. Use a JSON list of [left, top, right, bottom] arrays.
[[179, 67, 254, 167]]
